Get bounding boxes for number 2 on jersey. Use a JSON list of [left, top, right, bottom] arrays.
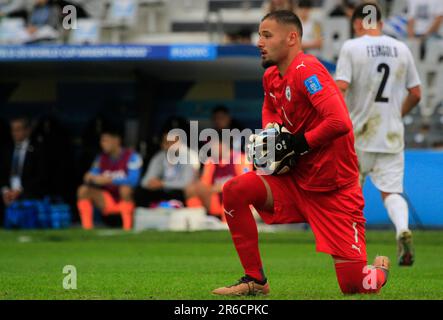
[[375, 63, 390, 103]]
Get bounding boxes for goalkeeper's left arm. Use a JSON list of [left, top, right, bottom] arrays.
[[264, 92, 353, 157], [253, 94, 352, 175], [303, 93, 353, 149], [272, 91, 353, 160]]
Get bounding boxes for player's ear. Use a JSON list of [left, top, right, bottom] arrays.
[[288, 31, 298, 46]]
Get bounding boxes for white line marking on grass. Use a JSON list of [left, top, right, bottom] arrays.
[[96, 230, 130, 237], [17, 236, 32, 243]]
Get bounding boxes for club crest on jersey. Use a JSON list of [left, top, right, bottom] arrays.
[[285, 86, 291, 101], [304, 75, 323, 95]]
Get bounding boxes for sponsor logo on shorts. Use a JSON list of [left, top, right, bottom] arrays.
[[352, 244, 362, 254]]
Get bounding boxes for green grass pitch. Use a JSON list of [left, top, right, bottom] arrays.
[[0, 229, 442, 300]]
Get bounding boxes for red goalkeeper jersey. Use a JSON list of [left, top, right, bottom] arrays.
[[262, 52, 359, 192]]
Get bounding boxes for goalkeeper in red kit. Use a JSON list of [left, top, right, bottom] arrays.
[[212, 10, 390, 296]]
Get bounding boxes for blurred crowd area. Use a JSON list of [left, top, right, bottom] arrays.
[[1, 1, 442, 141], [0, 107, 253, 228], [0, 0, 442, 49]]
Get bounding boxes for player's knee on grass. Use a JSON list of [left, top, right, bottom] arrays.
[[334, 260, 385, 294], [119, 185, 133, 201]]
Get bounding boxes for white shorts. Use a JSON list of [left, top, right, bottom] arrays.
[[356, 149, 404, 194]]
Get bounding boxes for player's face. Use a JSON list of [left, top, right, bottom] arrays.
[[213, 111, 231, 130], [161, 134, 179, 151], [11, 120, 30, 144], [100, 134, 120, 154], [257, 19, 292, 69]]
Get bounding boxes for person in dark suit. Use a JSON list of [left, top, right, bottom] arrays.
[[0, 117, 48, 207]]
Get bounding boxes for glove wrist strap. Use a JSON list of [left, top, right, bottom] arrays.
[[292, 133, 310, 155]]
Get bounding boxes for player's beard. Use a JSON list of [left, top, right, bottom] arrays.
[[261, 58, 277, 69]]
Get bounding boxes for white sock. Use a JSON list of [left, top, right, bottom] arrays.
[[384, 194, 410, 239]]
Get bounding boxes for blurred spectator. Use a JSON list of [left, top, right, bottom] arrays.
[[77, 126, 143, 230], [78, 114, 110, 176], [0, 0, 27, 20], [407, 0, 443, 39], [212, 105, 246, 152], [329, 0, 357, 18], [135, 131, 213, 212], [225, 28, 253, 44], [24, 0, 60, 43], [188, 140, 252, 221], [157, 115, 191, 148], [383, 13, 409, 39], [297, 0, 323, 55], [329, 0, 361, 37], [57, 0, 105, 19], [263, 0, 296, 14], [78, 114, 113, 187], [212, 105, 244, 132], [0, 117, 48, 208]]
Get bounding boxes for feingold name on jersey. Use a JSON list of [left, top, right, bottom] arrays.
[[366, 45, 399, 58]]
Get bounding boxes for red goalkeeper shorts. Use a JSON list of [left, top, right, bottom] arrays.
[[257, 173, 367, 262]]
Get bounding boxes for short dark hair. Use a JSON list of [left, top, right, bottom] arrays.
[[262, 10, 303, 39], [351, 2, 382, 25], [212, 105, 230, 116], [101, 125, 123, 139]]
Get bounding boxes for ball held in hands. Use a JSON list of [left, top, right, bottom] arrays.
[[248, 124, 308, 175]]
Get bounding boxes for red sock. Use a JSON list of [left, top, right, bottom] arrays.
[[222, 172, 268, 282], [334, 260, 387, 294], [77, 199, 93, 230], [119, 201, 135, 231]]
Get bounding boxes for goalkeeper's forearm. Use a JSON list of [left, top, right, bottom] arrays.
[[304, 94, 352, 149], [263, 123, 310, 156]]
